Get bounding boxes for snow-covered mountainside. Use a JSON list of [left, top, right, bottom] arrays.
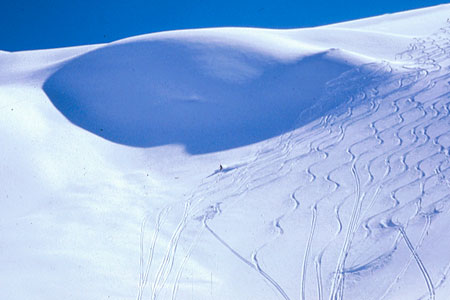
[[1, 4, 450, 300]]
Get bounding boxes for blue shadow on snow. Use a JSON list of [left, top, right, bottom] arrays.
[[43, 38, 374, 154]]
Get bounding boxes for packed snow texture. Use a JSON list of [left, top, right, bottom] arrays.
[[1, 4, 450, 300]]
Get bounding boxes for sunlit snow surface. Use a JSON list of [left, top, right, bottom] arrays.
[[2, 5, 450, 300]]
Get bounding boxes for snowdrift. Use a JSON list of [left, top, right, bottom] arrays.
[[2, 4, 450, 300], [43, 37, 362, 153]]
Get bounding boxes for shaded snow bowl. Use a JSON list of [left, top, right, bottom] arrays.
[[44, 38, 364, 154]]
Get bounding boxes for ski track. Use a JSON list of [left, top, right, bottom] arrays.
[[137, 23, 450, 299]]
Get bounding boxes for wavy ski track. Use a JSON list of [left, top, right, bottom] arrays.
[[137, 23, 450, 299], [328, 26, 450, 300]]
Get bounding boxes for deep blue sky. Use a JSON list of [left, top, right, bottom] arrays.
[[1, 0, 448, 51]]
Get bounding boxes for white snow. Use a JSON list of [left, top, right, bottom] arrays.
[[1, 4, 450, 300]]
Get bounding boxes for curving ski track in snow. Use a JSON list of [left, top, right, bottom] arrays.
[[137, 23, 450, 300]]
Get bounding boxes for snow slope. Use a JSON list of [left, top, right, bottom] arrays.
[[1, 4, 450, 300]]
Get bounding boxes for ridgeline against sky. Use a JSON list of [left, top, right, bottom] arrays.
[[2, 0, 449, 51]]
